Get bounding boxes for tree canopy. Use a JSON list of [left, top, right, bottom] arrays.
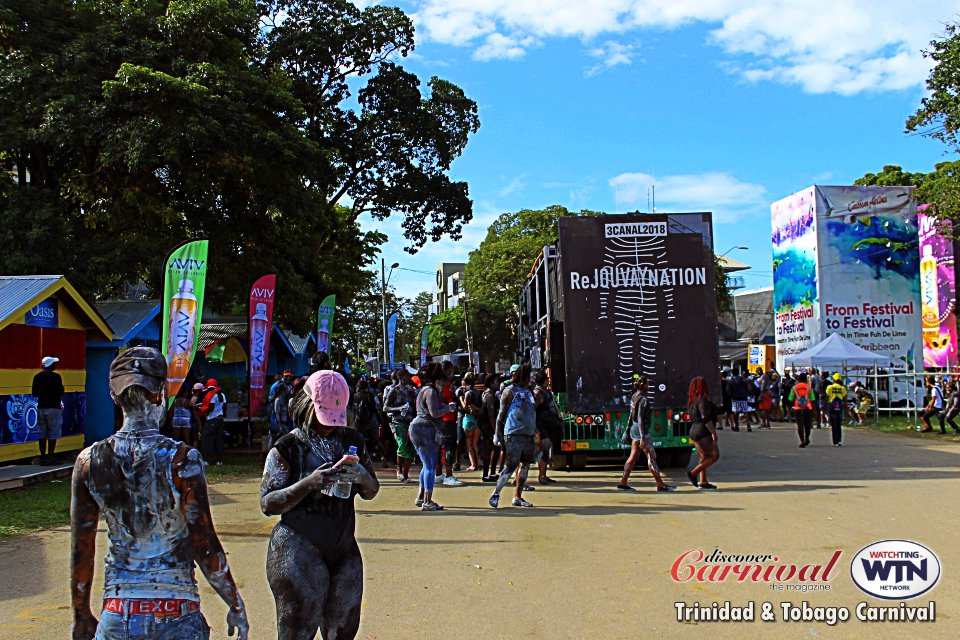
[[901, 22, 960, 224], [0, 0, 479, 332], [462, 205, 579, 364]]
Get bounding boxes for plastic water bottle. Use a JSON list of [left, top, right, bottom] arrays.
[[330, 446, 359, 499]]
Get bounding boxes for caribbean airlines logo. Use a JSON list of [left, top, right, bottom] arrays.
[[850, 541, 941, 600]]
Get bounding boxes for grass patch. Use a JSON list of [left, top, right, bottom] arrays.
[[842, 414, 960, 442], [0, 479, 72, 537], [0, 454, 263, 538]]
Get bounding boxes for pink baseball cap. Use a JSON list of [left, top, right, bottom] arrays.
[[307, 370, 349, 427]]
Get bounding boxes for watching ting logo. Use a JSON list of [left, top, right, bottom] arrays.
[[850, 540, 941, 600]]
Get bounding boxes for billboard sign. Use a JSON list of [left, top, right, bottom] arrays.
[[772, 187, 819, 373], [816, 186, 919, 371]]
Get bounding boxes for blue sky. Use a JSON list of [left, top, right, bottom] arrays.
[[357, 0, 960, 299]]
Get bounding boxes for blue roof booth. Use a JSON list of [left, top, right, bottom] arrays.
[[85, 300, 162, 444]]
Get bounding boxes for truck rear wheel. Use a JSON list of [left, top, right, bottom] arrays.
[[571, 453, 588, 470], [671, 449, 692, 468], [655, 449, 673, 469], [551, 453, 570, 471]]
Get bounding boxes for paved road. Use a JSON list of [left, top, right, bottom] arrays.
[[1, 423, 958, 639]]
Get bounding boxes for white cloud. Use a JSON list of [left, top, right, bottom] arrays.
[[404, 0, 959, 94], [586, 40, 640, 76], [498, 173, 527, 197], [609, 171, 767, 221]]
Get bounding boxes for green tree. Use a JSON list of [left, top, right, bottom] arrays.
[[904, 22, 960, 222], [462, 205, 578, 364], [427, 306, 466, 354], [0, 0, 479, 332], [855, 162, 960, 236]]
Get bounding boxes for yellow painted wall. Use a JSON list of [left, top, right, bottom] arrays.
[[0, 435, 84, 463], [0, 369, 86, 395]]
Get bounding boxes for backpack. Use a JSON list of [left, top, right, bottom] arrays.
[[793, 384, 813, 410]]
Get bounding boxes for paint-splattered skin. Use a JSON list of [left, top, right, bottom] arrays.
[[260, 424, 379, 639], [70, 443, 249, 640]]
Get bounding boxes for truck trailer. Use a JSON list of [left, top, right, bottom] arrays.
[[518, 213, 721, 469]]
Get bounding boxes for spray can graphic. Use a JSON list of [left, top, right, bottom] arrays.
[[167, 279, 198, 386], [250, 303, 269, 391], [920, 244, 939, 342]]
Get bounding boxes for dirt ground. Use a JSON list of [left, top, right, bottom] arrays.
[[0, 422, 957, 639]]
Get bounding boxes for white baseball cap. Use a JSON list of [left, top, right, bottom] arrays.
[[41, 356, 59, 368]]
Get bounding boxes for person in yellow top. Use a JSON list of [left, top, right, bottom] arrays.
[[825, 373, 848, 447]]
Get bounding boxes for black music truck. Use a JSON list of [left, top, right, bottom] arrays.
[[518, 213, 721, 469]]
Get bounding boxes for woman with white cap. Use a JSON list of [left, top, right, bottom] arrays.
[[260, 369, 379, 639]]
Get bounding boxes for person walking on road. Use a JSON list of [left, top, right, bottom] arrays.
[[728, 368, 750, 432], [438, 361, 464, 486], [384, 369, 417, 483], [686, 376, 720, 490], [260, 369, 379, 640], [480, 373, 502, 482], [198, 379, 226, 465], [919, 375, 946, 433], [533, 371, 560, 485], [617, 375, 676, 493], [789, 372, 816, 447], [409, 362, 456, 511], [825, 373, 847, 447], [32, 355, 64, 463], [460, 372, 484, 472], [943, 382, 960, 434], [489, 363, 538, 509], [70, 347, 248, 640]]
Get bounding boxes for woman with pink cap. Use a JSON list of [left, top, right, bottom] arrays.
[[260, 370, 380, 639]]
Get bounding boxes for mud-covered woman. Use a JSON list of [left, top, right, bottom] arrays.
[[260, 370, 380, 639], [686, 376, 720, 490]]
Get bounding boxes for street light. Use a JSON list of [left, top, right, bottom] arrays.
[[382, 259, 399, 370], [718, 245, 748, 258]]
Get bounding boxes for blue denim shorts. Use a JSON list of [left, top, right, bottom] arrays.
[[94, 610, 209, 640]]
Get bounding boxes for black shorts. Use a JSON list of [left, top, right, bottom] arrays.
[[438, 421, 458, 447], [505, 434, 537, 466], [689, 423, 712, 443]]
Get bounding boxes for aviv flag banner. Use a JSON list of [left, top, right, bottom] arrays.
[[162, 239, 209, 404], [387, 312, 398, 368], [420, 324, 430, 365], [317, 294, 336, 355], [248, 274, 277, 418]]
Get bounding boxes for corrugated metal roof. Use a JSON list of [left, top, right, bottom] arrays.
[[96, 300, 160, 341], [0, 275, 63, 325], [198, 323, 247, 351], [718, 255, 749, 271], [284, 331, 313, 356]]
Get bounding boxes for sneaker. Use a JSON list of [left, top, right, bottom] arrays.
[[216, 461, 223, 466], [538, 477, 557, 485], [698, 482, 718, 490], [481, 475, 497, 483], [443, 475, 465, 487], [834, 443, 842, 447], [488, 493, 499, 509], [523, 484, 536, 491], [798, 442, 807, 448], [512, 497, 534, 507], [657, 484, 678, 492], [616, 484, 636, 492]]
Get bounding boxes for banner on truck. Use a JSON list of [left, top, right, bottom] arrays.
[[772, 187, 819, 373], [918, 213, 957, 369], [162, 239, 209, 404], [558, 213, 717, 411], [816, 186, 920, 371], [248, 274, 277, 418], [316, 294, 336, 356]]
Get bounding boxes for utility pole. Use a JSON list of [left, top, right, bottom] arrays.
[[381, 258, 388, 370], [462, 295, 475, 372]]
